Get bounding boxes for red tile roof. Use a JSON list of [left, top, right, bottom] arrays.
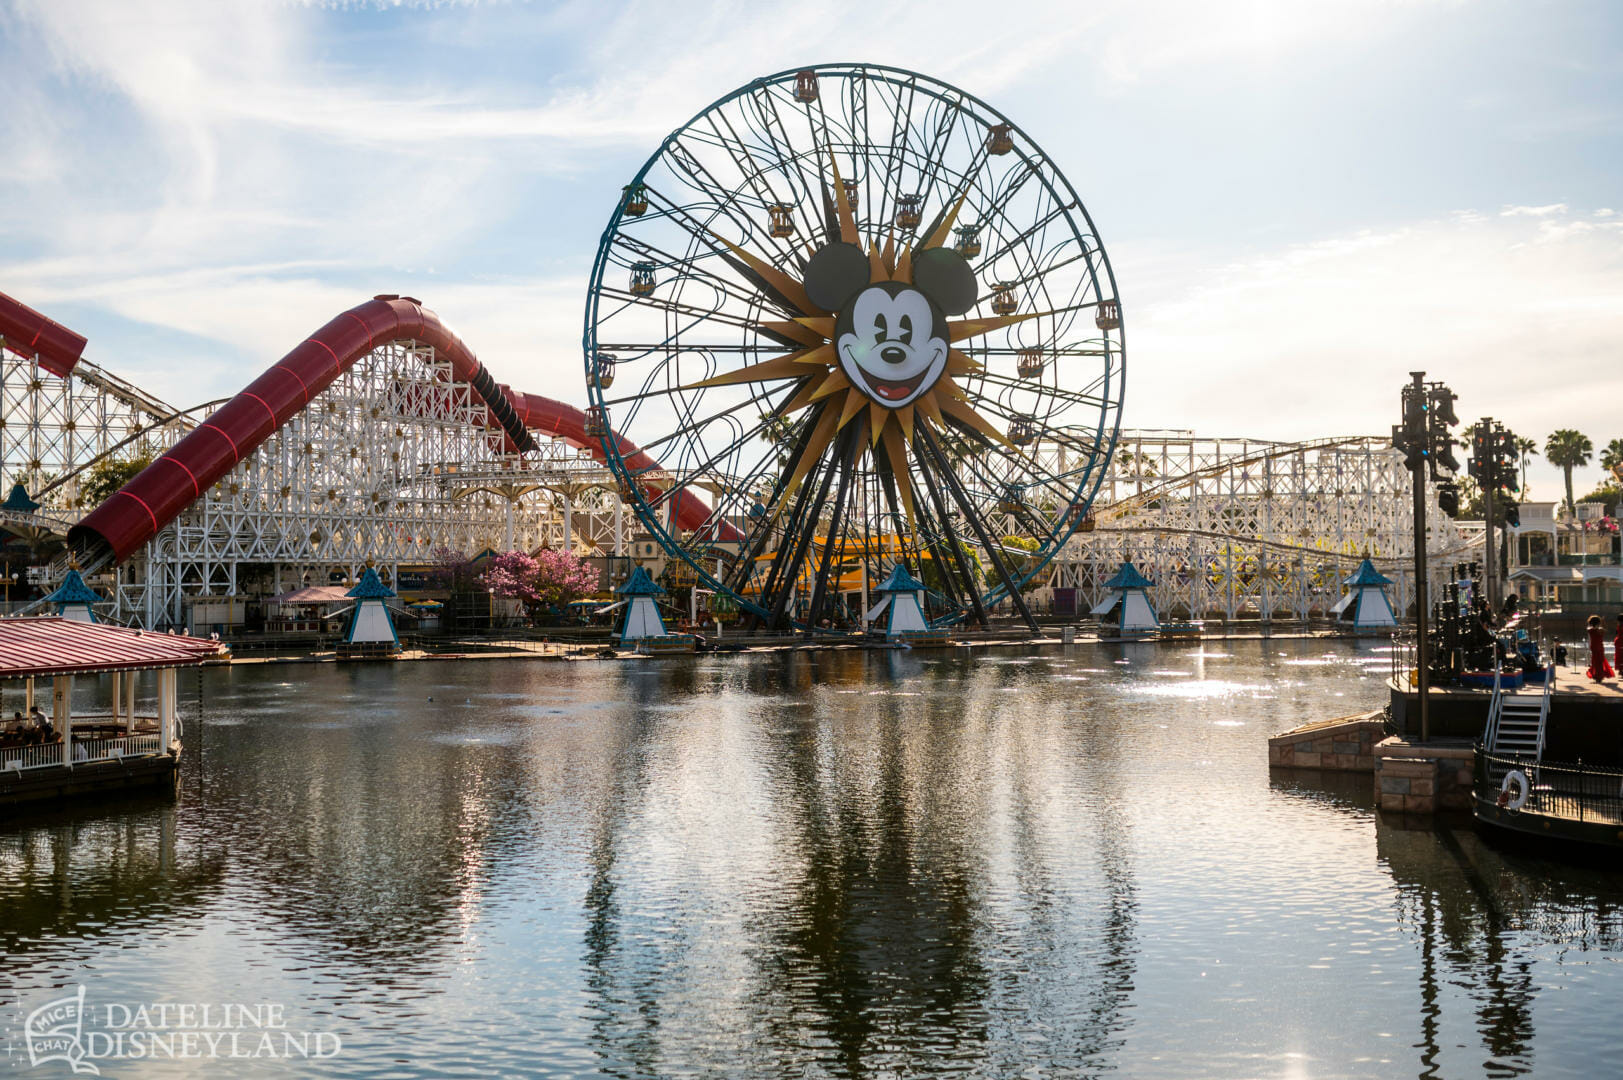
[[0, 618, 226, 677]]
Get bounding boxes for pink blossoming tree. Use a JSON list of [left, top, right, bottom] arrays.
[[480, 549, 599, 622]]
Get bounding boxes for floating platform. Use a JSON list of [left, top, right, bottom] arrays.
[[623, 635, 697, 655], [1388, 667, 1623, 761], [1, 751, 179, 806], [1474, 749, 1623, 850]]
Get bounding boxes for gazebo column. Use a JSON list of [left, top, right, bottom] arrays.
[[111, 671, 123, 727], [158, 668, 177, 751], [53, 675, 72, 768], [25, 676, 34, 712], [126, 672, 137, 733]]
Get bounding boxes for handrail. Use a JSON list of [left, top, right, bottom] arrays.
[[1484, 662, 1504, 752], [1535, 655, 1555, 762]]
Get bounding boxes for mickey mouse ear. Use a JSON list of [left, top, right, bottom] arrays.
[[911, 247, 977, 316], [803, 242, 872, 312]]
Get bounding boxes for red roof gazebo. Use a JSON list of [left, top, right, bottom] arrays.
[[1, 618, 225, 805]]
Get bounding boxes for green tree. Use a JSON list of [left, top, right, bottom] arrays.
[[1515, 436, 1538, 495], [78, 448, 155, 508], [984, 534, 1041, 588], [1600, 438, 1623, 476], [757, 413, 799, 469], [1544, 429, 1592, 514], [919, 542, 980, 599], [1581, 481, 1621, 516]]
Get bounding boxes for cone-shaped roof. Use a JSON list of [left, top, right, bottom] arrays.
[[875, 563, 927, 594], [1344, 558, 1393, 587], [615, 565, 666, 596], [2, 483, 39, 513], [45, 568, 102, 608], [1103, 561, 1154, 590], [345, 566, 396, 599]]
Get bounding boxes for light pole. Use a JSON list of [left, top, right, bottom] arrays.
[[1392, 372, 1460, 743]]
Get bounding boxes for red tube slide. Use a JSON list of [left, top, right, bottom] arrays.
[[508, 391, 738, 543], [68, 296, 725, 565], [0, 290, 88, 378]]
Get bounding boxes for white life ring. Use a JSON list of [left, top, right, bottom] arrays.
[[1500, 769, 1530, 811]]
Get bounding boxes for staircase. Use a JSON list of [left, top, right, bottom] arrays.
[[9, 539, 115, 618], [1482, 663, 1554, 779]]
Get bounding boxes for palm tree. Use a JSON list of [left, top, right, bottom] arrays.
[[1545, 429, 1593, 514], [1515, 436, 1538, 494], [1602, 437, 1623, 477]]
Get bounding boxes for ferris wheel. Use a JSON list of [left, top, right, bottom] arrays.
[[583, 62, 1125, 630]]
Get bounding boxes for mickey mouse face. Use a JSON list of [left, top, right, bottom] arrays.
[[804, 242, 978, 410], [835, 284, 948, 406]]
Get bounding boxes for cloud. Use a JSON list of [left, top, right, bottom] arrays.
[[1122, 205, 1623, 500], [6, 0, 1613, 508]]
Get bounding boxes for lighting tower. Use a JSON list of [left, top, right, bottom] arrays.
[[1467, 418, 1520, 611], [1391, 372, 1459, 742]]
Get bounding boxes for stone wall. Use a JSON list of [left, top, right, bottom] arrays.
[[1268, 712, 1384, 771], [1373, 736, 1475, 814]]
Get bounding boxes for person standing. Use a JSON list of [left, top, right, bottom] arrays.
[[1587, 615, 1615, 682], [1614, 613, 1622, 676]]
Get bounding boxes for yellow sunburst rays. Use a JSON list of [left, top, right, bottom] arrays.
[[681, 159, 1050, 528]]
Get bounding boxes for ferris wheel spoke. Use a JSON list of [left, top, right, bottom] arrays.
[[658, 145, 812, 289], [641, 397, 802, 516], [611, 228, 792, 315], [630, 379, 792, 459], [748, 88, 833, 245], [970, 199, 1073, 280], [906, 437, 988, 626], [906, 95, 974, 231], [970, 370, 1112, 412], [915, 425, 1037, 628], [702, 110, 816, 265]]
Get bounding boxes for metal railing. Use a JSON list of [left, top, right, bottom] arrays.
[[73, 734, 164, 763], [2, 733, 168, 774], [1, 741, 64, 772], [1477, 750, 1623, 825]]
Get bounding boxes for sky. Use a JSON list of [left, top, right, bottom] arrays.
[[2, 0, 1620, 502]]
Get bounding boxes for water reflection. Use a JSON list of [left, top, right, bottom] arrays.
[[0, 801, 223, 955], [0, 644, 1620, 1077]]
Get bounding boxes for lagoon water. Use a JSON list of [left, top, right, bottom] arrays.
[[4, 639, 1622, 1078]]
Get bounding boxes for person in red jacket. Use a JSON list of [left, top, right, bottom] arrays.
[[1615, 613, 1622, 676], [1587, 615, 1615, 682]]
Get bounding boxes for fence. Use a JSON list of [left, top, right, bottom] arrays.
[[2, 733, 167, 773], [74, 734, 164, 763], [1478, 749, 1623, 825], [1, 741, 64, 772]]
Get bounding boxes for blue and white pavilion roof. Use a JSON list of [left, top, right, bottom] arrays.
[[875, 563, 927, 594], [1102, 561, 1155, 590], [1343, 558, 1393, 587], [616, 565, 666, 596], [345, 566, 397, 599], [45, 568, 102, 607]]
